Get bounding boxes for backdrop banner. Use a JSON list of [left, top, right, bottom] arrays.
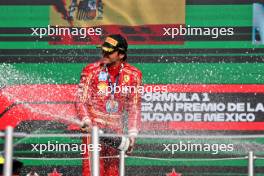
[[1, 84, 264, 133]]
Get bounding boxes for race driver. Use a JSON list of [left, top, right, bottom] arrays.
[[76, 34, 142, 176]]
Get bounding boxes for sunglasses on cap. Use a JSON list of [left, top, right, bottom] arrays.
[[101, 49, 117, 55]]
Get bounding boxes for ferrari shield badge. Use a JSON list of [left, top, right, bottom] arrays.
[[124, 75, 130, 82]]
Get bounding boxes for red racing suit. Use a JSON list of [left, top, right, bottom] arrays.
[[76, 61, 142, 176]]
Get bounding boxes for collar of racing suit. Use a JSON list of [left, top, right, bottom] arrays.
[[105, 61, 124, 77]]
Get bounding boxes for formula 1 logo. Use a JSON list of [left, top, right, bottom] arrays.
[[68, 0, 103, 21], [166, 169, 182, 176]]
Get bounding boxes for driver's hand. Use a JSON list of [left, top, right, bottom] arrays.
[[126, 137, 136, 155], [81, 118, 92, 133]]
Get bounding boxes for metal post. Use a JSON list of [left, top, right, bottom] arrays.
[[91, 126, 100, 176], [3, 126, 14, 176], [119, 150, 125, 176], [248, 151, 254, 176]]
